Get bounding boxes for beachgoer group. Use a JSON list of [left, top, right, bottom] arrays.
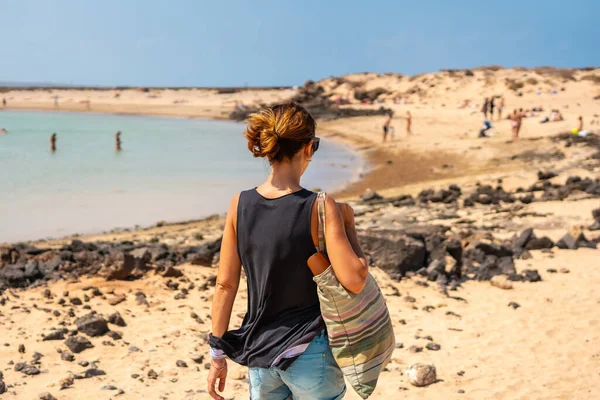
[[43, 132, 123, 152], [382, 111, 412, 142], [482, 96, 504, 120]]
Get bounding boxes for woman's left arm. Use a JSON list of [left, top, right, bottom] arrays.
[[208, 194, 242, 400]]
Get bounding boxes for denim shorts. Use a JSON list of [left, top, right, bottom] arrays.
[[248, 331, 346, 400]]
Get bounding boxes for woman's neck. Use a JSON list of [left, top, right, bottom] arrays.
[[263, 161, 303, 193]]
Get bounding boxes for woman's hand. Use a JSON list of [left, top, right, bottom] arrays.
[[207, 358, 228, 400]]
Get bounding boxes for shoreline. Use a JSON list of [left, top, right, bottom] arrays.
[[1, 106, 371, 244]]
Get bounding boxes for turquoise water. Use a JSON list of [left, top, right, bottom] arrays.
[[0, 110, 360, 243]]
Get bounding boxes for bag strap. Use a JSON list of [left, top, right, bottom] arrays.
[[317, 192, 327, 253]]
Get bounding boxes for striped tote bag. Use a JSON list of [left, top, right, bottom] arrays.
[[313, 192, 396, 398]]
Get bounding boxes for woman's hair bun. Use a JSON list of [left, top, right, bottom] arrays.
[[244, 102, 316, 163]]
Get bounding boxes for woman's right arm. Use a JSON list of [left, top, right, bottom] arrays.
[[323, 195, 368, 294]]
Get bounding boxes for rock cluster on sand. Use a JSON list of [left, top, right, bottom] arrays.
[[0, 237, 222, 293], [229, 80, 393, 121]]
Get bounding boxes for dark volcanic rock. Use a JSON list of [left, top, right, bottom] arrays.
[[83, 368, 106, 379], [361, 191, 383, 202], [445, 239, 463, 262], [186, 238, 222, 267], [106, 331, 122, 341], [43, 329, 66, 341], [537, 170, 558, 180], [513, 228, 534, 249], [21, 365, 40, 375], [474, 242, 513, 258], [160, 266, 184, 278], [556, 232, 597, 250], [476, 256, 515, 281], [14, 362, 27, 372], [0, 265, 27, 287], [135, 291, 149, 307], [107, 312, 127, 327], [525, 236, 555, 250], [75, 313, 109, 337], [69, 297, 83, 306], [426, 342, 441, 351], [61, 351, 75, 362], [359, 230, 426, 274], [65, 336, 94, 353], [522, 269, 542, 282]]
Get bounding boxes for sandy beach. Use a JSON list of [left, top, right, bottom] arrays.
[[1, 66, 600, 399]]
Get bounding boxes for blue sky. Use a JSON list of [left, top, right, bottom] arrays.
[[1, 0, 598, 87]]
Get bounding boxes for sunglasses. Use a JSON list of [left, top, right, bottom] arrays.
[[311, 137, 320, 153]]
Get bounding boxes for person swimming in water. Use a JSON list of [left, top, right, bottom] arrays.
[[0, 128, 7, 134], [50, 133, 57, 152], [115, 131, 122, 151]]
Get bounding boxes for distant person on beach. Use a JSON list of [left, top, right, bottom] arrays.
[[510, 109, 523, 141], [572, 116, 588, 136], [207, 102, 367, 400], [405, 110, 412, 136], [382, 113, 392, 142], [2, 98, 6, 108], [53, 96, 59, 108], [481, 97, 489, 119], [497, 96, 505, 119], [115, 131, 122, 151], [479, 120, 493, 138], [489, 97, 495, 118], [50, 133, 57, 152]]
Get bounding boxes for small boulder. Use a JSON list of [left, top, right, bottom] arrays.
[[490, 275, 513, 290], [61, 351, 75, 362], [43, 330, 66, 341], [107, 312, 127, 327], [21, 365, 41, 376], [75, 313, 109, 337], [83, 368, 106, 379], [65, 336, 94, 353], [406, 363, 437, 387], [525, 236, 554, 250]]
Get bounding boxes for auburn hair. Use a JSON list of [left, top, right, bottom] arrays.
[[244, 102, 316, 163]]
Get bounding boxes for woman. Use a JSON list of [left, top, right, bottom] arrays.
[[207, 102, 368, 400]]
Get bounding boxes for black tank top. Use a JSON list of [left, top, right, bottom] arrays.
[[209, 188, 325, 369]]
